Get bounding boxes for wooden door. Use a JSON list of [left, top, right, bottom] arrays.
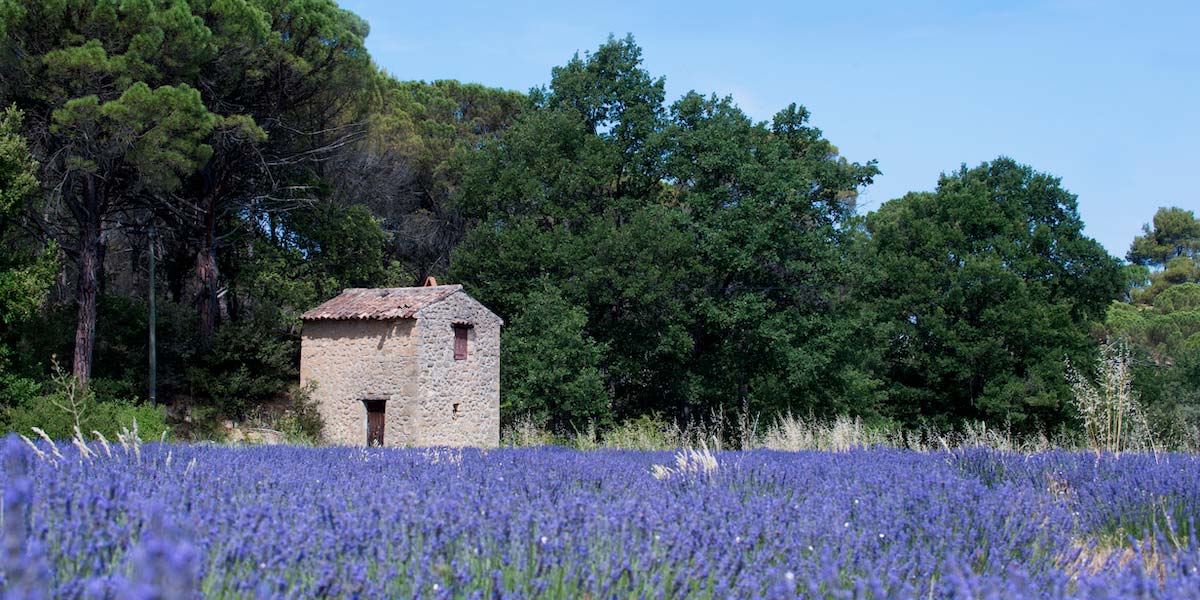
[[364, 399, 386, 446]]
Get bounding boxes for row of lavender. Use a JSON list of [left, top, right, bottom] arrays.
[[3, 437, 1200, 599]]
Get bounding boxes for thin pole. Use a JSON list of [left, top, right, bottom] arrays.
[[148, 224, 157, 406]]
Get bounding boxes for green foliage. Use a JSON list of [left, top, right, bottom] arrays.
[[863, 158, 1124, 431], [1128, 207, 1200, 268], [0, 366, 42, 414], [453, 36, 879, 425], [1132, 257, 1200, 305], [281, 384, 326, 445], [280, 203, 393, 298], [0, 363, 168, 441], [227, 200, 402, 328], [250, 383, 326, 445], [185, 318, 297, 418], [331, 77, 524, 279], [1155, 282, 1200, 314], [2, 398, 168, 442], [1125, 208, 1200, 305], [0, 105, 58, 414], [2, 0, 238, 382], [501, 283, 610, 431], [50, 82, 215, 190], [0, 106, 55, 327], [1102, 280, 1200, 441], [0, 106, 37, 221]]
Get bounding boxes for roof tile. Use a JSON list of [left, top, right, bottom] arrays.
[[300, 285, 462, 321]]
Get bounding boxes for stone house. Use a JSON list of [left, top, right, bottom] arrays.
[[299, 282, 502, 447]]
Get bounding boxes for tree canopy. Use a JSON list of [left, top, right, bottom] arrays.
[[863, 159, 1123, 430], [450, 35, 880, 429], [1097, 207, 1200, 442], [1129, 207, 1200, 268]]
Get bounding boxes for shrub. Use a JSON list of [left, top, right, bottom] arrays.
[[185, 319, 297, 418], [248, 384, 325, 446], [0, 363, 168, 441], [3, 392, 168, 442]]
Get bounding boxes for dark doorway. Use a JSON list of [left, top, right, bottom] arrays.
[[363, 399, 386, 446]]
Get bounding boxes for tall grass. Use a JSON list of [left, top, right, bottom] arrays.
[[502, 341, 1178, 454], [1066, 341, 1157, 455], [501, 412, 1081, 453]]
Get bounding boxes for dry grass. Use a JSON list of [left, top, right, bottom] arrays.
[[1066, 341, 1158, 455], [501, 411, 1077, 453]]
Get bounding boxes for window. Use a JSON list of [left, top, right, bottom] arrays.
[[453, 325, 469, 360]]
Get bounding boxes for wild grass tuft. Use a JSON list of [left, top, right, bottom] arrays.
[[1066, 341, 1157, 455]]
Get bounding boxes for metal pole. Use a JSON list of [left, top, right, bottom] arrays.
[[148, 223, 157, 406]]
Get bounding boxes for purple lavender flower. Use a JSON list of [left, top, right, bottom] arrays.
[[2, 435, 50, 600], [6, 440, 1200, 597]]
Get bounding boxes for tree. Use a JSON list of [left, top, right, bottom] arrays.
[[0, 107, 55, 328], [1101, 282, 1200, 442], [863, 158, 1124, 430], [501, 283, 609, 430], [452, 36, 879, 425], [1103, 201, 1200, 441], [1, 1, 223, 383], [177, 0, 375, 343], [1128, 207, 1200, 268], [0, 0, 383, 385], [327, 78, 524, 281], [1123, 208, 1200, 305]]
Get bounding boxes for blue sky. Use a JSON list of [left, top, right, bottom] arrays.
[[340, 0, 1198, 258]]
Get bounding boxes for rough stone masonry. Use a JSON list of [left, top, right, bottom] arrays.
[[299, 283, 502, 447]]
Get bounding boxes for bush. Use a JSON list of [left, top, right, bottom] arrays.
[[0, 369, 41, 408], [2, 392, 168, 442], [186, 319, 297, 418], [248, 384, 325, 445], [0, 364, 169, 441]]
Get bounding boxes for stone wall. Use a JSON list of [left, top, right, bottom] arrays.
[[299, 290, 501, 447], [299, 319, 419, 446], [413, 291, 502, 447]]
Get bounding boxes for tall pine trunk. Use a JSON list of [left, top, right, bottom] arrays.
[[196, 194, 219, 346], [72, 178, 102, 384]]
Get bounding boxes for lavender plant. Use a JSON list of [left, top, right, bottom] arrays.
[[3, 435, 1199, 598]]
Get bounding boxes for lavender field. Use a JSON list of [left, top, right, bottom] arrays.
[[3, 437, 1200, 599]]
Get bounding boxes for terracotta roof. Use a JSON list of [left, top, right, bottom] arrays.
[[300, 285, 463, 321]]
